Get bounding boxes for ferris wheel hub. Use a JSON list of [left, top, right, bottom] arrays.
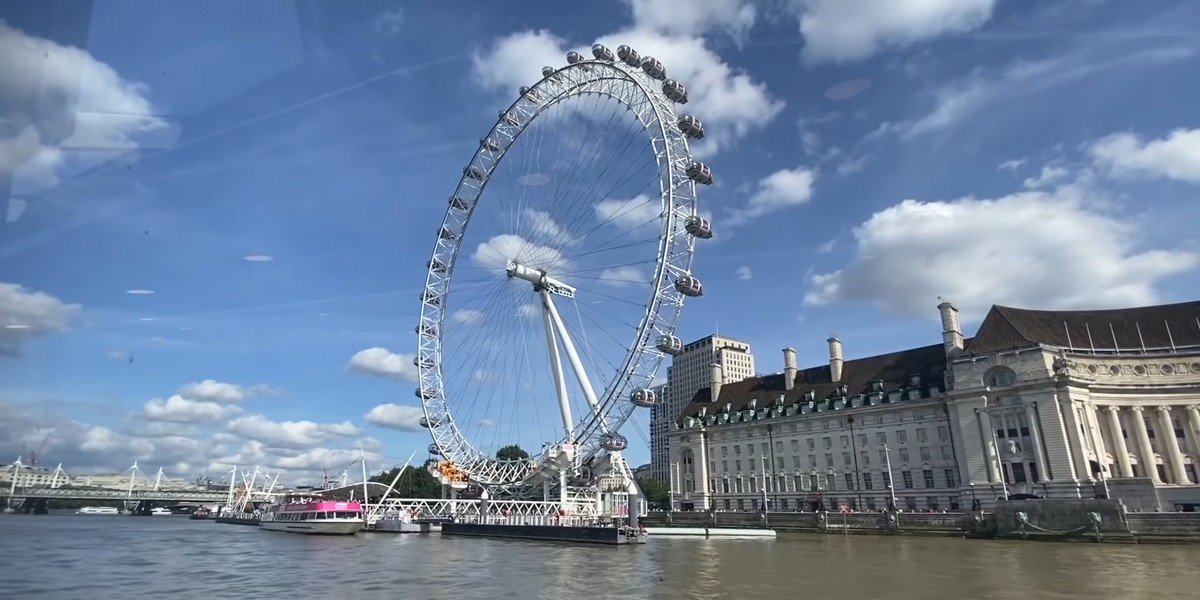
[[505, 260, 576, 298]]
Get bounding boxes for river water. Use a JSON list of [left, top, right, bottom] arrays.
[[1, 514, 1198, 599]]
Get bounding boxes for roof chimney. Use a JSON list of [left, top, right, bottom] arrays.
[[938, 301, 964, 357], [710, 361, 724, 403], [827, 337, 843, 382], [783, 347, 798, 390]]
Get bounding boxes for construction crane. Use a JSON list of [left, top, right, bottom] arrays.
[[28, 432, 52, 467]]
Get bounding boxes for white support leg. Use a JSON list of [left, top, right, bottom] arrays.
[[540, 290, 575, 441], [542, 291, 609, 432]]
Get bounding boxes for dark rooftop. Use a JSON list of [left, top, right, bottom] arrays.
[[967, 301, 1200, 354], [678, 343, 947, 424]]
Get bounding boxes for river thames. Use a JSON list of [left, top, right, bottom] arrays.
[[2, 515, 1198, 599]]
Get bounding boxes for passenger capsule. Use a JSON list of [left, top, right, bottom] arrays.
[[655, 334, 683, 355], [641, 57, 666, 80], [427, 443, 442, 456], [662, 79, 688, 103], [685, 161, 713, 185], [600, 433, 629, 452], [541, 66, 555, 78], [416, 387, 436, 401], [617, 45, 640, 67], [630, 388, 658, 408], [678, 115, 705, 139], [449, 195, 473, 211], [566, 51, 584, 64], [684, 215, 713, 239], [413, 355, 434, 368], [465, 166, 486, 181], [592, 44, 615, 62], [674, 275, 703, 297]]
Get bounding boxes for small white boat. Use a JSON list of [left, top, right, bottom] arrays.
[[76, 506, 120, 515], [150, 507, 173, 516]]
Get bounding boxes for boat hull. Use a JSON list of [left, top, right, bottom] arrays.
[[261, 520, 362, 535]]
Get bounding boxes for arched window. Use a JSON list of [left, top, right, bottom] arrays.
[[984, 367, 1017, 388]]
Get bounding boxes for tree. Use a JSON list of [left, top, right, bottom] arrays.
[[638, 478, 670, 510], [496, 444, 529, 461], [369, 465, 441, 499]]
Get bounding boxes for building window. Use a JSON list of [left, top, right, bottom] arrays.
[[919, 447, 931, 462], [823, 437, 832, 450], [941, 445, 952, 460], [985, 367, 1017, 387], [877, 432, 887, 445], [840, 435, 849, 448], [923, 469, 935, 488], [790, 439, 799, 452], [724, 499, 731, 510], [807, 439, 815, 451], [905, 497, 917, 511], [867, 497, 877, 510], [844, 473, 854, 490], [949, 498, 959, 510], [944, 468, 958, 488], [897, 431, 907, 444], [899, 448, 910, 463], [902, 471, 913, 489], [860, 450, 870, 466], [808, 454, 817, 467], [843, 452, 852, 466], [722, 479, 730, 493], [926, 496, 940, 510], [916, 428, 927, 442], [721, 447, 728, 457], [878, 449, 887, 465], [938, 426, 949, 441], [1011, 463, 1027, 483], [863, 474, 874, 490], [735, 445, 741, 456], [749, 478, 757, 493], [747, 443, 755, 454], [792, 456, 801, 469], [781, 498, 790, 510], [735, 460, 742, 472], [882, 472, 892, 490], [825, 453, 834, 467], [858, 434, 867, 447], [737, 499, 744, 510]]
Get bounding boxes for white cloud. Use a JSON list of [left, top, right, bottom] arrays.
[[0, 21, 166, 190], [372, 7, 404, 35], [178, 379, 247, 403], [625, 0, 756, 40], [1022, 165, 1069, 189], [142, 395, 240, 423], [347, 347, 419, 381], [794, 0, 997, 64], [727, 166, 817, 226], [734, 266, 753, 280], [227, 414, 359, 449], [0, 282, 80, 356], [599, 265, 648, 287], [471, 23, 782, 155], [1090, 128, 1200, 183], [816, 239, 837, 254], [451, 309, 484, 325], [997, 158, 1027, 172], [523, 208, 568, 243], [518, 304, 541, 318], [594, 195, 662, 230], [804, 183, 1198, 318], [363, 403, 424, 432], [472, 234, 568, 272]]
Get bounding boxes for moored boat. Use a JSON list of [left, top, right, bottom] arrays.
[[150, 507, 172, 516], [189, 507, 213, 520], [76, 506, 120, 515], [260, 497, 363, 535]]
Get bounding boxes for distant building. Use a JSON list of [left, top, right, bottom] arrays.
[[1, 463, 70, 488], [649, 335, 754, 483], [670, 300, 1200, 512]]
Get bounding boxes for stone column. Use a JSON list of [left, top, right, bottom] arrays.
[[977, 407, 1001, 483], [1024, 404, 1050, 482], [1187, 405, 1200, 463], [1105, 406, 1134, 477], [1156, 406, 1188, 485], [697, 429, 711, 510], [1058, 393, 1093, 482], [1129, 406, 1161, 483]]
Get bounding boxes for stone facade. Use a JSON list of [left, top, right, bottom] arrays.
[[670, 300, 1200, 512]]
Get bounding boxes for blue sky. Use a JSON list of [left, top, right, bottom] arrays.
[[2, 0, 1198, 484]]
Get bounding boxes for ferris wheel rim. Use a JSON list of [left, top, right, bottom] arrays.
[[415, 52, 704, 487]]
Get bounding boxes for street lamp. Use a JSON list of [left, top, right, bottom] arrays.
[[884, 445, 898, 512], [847, 415, 863, 511], [766, 424, 779, 511]]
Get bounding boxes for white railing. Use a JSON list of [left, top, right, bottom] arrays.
[[368, 498, 605, 528]]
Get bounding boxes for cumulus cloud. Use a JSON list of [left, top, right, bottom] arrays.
[[0, 282, 80, 356], [451, 309, 484, 325], [794, 0, 997, 64], [178, 379, 247, 403], [804, 182, 1198, 318], [1022, 165, 1069, 189], [227, 414, 359, 449], [727, 166, 817, 226], [372, 7, 404, 35], [599, 265, 649, 287], [0, 21, 167, 190], [625, 0, 756, 40], [1090, 128, 1200, 183], [363, 403, 425, 432], [735, 266, 753, 280], [347, 347, 419, 381], [142, 395, 241, 423], [472, 233, 567, 272], [471, 17, 782, 154], [594, 195, 661, 230]]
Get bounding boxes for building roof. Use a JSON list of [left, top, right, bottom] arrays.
[[967, 301, 1200, 354], [677, 343, 947, 424]]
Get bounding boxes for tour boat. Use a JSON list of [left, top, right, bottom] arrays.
[[150, 507, 173, 516], [76, 506, 120, 515], [259, 498, 363, 535]]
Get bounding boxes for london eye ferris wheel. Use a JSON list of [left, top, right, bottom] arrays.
[[415, 43, 715, 489]]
